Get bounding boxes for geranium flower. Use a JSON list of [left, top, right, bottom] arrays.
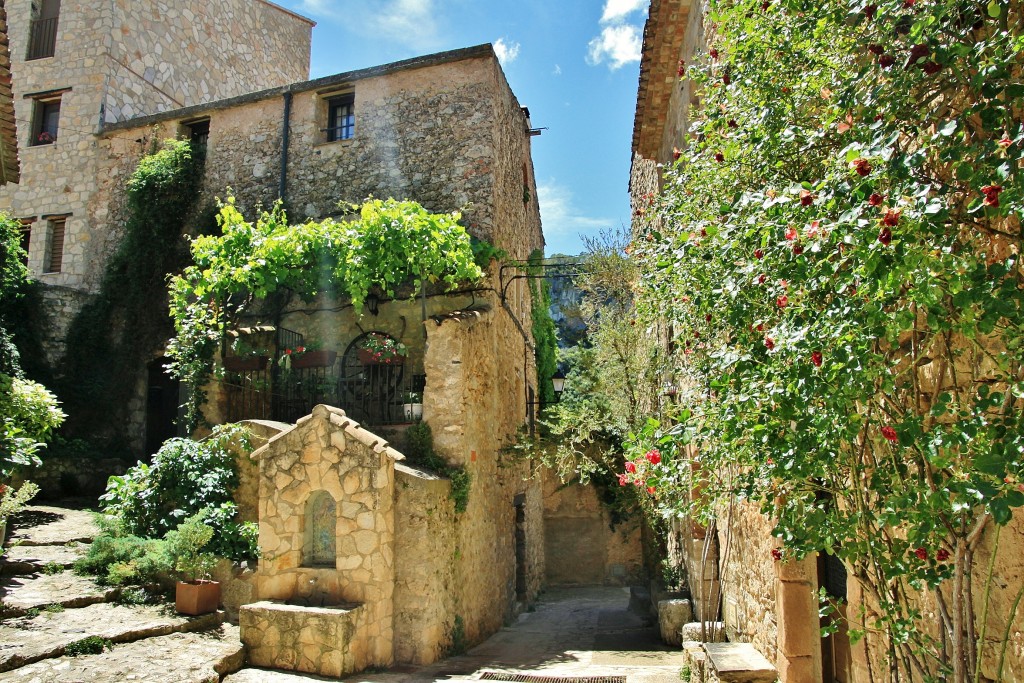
[[646, 449, 661, 465], [812, 351, 823, 367], [981, 184, 1003, 207], [785, 226, 798, 240], [852, 158, 872, 176], [881, 425, 898, 441], [878, 227, 893, 245], [868, 193, 884, 206]]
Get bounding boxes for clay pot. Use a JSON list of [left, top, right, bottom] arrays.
[[175, 580, 220, 615], [291, 350, 338, 369]]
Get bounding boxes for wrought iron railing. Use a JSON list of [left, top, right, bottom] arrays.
[[27, 17, 58, 60]]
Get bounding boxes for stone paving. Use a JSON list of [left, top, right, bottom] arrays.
[[3, 503, 686, 683], [226, 585, 687, 683]]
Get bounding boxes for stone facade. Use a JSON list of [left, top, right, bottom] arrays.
[[541, 468, 644, 586], [630, 2, 1024, 681]]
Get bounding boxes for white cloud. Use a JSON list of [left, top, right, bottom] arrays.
[[586, 24, 642, 70], [493, 38, 521, 66], [552, 64, 562, 76], [297, 0, 440, 50], [538, 180, 613, 240], [600, 0, 647, 23]]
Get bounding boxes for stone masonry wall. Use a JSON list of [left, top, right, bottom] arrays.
[[541, 468, 644, 586], [105, 0, 312, 122], [393, 465, 457, 665]]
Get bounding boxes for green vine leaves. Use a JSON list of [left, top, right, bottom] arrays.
[[626, 0, 1022, 677], [167, 197, 486, 429]]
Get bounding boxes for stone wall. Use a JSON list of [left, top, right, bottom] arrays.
[[105, 0, 312, 122], [0, 0, 311, 294], [393, 464, 457, 665], [541, 468, 644, 586]]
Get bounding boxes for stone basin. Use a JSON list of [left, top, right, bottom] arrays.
[[239, 600, 366, 677]]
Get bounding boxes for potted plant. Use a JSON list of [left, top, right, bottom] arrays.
[[164, 514, 220, 615], [223, 337, 270, 372], [279, 340, 338, 370], [401, 391, 423, 421], [357, 333, 407, 365]]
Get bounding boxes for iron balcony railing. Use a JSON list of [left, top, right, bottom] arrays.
[[27, 16, 58, 60]]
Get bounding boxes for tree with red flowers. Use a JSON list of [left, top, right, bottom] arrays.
[[630, 1, 1023, 680]]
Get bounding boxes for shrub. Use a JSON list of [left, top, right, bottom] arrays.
[[73, 521, 169, 586], [402, 422, 470, 513], [100, 423, 254, 561], [64, 636, 112, 657], [163, 513, 215, 581]]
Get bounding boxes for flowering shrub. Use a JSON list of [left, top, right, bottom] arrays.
[[357, 333, 407, 364], [630, 1, 1023, 680]]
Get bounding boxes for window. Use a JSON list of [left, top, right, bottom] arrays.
[[31, 98, 61, 146], [184, 118, 210, 153], [27, 0, 60, 60], [325, 94, 354, 142], [44, 216, 66, 273]]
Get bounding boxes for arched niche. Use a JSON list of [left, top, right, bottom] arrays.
[[303, 490, 337, 567]]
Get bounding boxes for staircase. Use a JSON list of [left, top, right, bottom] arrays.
[[0, 504, 244, 682]]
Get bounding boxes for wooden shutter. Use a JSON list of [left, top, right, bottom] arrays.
[[47, 218, 65, 272]]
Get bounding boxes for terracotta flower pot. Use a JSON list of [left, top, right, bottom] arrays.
[[223, 355, 269, 372], [175, 580, 220, 615], [291, 350, 338, 369]]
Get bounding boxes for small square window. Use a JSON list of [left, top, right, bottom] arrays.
[[184, 118, 210, 153], [325, 94, 354, 142], [45, 217, 66, 273], [31, 98, 61, 146], [18, 219, 33, 267]]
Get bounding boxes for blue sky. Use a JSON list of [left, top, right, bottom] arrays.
[[274, 0, 648, 256]]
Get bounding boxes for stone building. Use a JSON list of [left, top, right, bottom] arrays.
[[630, 2, 1024, 682]]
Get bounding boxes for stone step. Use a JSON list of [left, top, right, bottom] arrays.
[[5, 506, 100, 547], [0, 570, 117, 617], [1, 541, 87, 575], [703, 642, 776, 683], [0, 623, 244, 683], [0, 602, 224, 672]]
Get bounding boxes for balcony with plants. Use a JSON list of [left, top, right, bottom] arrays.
[[166, 196, 498, 432]]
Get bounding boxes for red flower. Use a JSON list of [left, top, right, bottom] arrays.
[[981, 184, 1003, 207], [646, 449, 662, 465], [618, 474, 629, 487], [878, 227, 892, 246], [705, 313, 712, 322], [296, 345, 306, 353], [754, 248, 764, 259], [921, 61, 942, 75], [881, 425, 898, 442], [756, 323, 764, 332], [881, 209, 901, 227], [878, 54, 896, 68], [792, 244, 804, 255], [811, 351, 823, 367], [904, 0, 916, 6], [646, 486, 655, 495], [907, 43, 930, 66], [764, 337, 775, 350], [936, 548, 950, 562], [868, 192, 884, 206], [722, 70, 731, 85], [867, 44, 884, 55], [625, 461, 637, 474], [673, 146, 682, 161], [771, 548, 783, 561], [714, 152, 725, 163], [779, 279, 788, 288], [710, 48, 719, 60], [758, 273, 767, 284], [785, 226, 798, 240], [677, 60, 686, 77], [852, 158, 872, 176], [727, 119, 738, 129], [799, 189, 816, 206], [998, 135, 1013, 149], [776, 295, 788, 308], [863, 4, 877, 19], [914, 547, 928, 561], [285, 348, 293, 355]]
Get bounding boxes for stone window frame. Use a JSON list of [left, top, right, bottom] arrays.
[[318, 88, 355, 144], [25, 88, 69, 147], [179, 117, 211, 154], [41, 213, 70, 274]]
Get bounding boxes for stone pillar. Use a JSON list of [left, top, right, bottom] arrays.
[[774, 555, 822, 682]]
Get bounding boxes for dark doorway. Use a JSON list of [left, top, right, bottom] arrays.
[[145, 358, 180, 455], [514, 494, 528, 602]]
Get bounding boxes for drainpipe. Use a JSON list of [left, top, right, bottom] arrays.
[[279, 90, 293, 202]]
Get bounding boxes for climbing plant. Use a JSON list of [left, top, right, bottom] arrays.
[[527, 249, 559, 406], [167, 197, 487, 430], [627, 1, 1023, 680], [59, 138, 205, 443]]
